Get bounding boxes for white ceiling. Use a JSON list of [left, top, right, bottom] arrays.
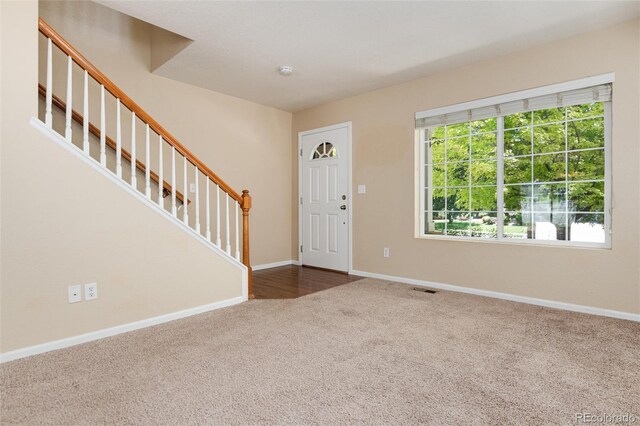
[[97, 1, 640, 112]]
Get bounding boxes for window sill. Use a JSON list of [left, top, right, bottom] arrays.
[[416, 233, 611, 250]]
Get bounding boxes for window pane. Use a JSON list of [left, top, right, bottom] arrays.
[[446, 187, 469, 212], [534, 153, 566, 182], [471, 118, 497, 134], [427, 139, 446, 164], [536, 211, 568, 240], [567, 102, 604, 120], [447, 122, 470, 138], [555, 217, 569, 241], [427, 187, 446, 211], [447, 162, 469, 187], [533, 214, 561, 241], [447, 136, 470, 162], [503, 212, 531, 239], [471, 160, 497, 185], [534, 107, 564, 124], [504, 112, 531, 130], [504, 184, 533, 212], [504, 156, 532, 184], [568, 181, 604, 212], [426, 211, 446, 234], [444, 216, 470, 237], [430, 126, 446, 140], [533, 123, 566, 154], [433, 210, 446, 220], [569, 213, 605, 243], [533, 183, 567, 212], [470, 212, 497, 238], [471, 132, 497, 160], [568, 149, 604, 181], [504, 128, 532, 157], [567, 117, 604, 150], [471, 186, 497, 211], [427, 163, 445, 187]]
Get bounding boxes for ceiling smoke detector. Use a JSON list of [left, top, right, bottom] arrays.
[[278, 66, 293, 76]]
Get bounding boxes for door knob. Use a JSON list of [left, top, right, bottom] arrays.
[[340, 205, 347, 210]]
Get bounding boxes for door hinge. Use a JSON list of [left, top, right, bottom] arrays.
[[300, 197, 303, 205], [300, 149, 303, 157], [300, 245, 303, 253]]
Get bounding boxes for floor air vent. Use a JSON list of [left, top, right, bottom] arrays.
[[414, 288, 437, 294]]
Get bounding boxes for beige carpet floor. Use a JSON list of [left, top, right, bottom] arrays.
[[1, 279, 639, 425]]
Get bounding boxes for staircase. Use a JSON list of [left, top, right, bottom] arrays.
[[36, 18, 253, 297]]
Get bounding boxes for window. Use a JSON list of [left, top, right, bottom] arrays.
[[416, 77, 612, 247], [313, 142, 337, 159]]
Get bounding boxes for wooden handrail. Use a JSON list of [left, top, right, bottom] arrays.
[[39, 17, 252, 295], [38, 84, 190, 206], [38, 17, 242, 203]]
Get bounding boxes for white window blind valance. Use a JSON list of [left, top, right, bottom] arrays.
[[415, 79, 613, 129]]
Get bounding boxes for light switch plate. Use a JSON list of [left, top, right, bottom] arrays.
[[68, 285, 82, 303], [358, 185, 366, 194]]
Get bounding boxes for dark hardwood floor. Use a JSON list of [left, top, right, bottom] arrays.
[[253, 265, 364, 299]]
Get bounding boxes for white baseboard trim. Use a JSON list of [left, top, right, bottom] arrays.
[[252, 260, 295, 271], [351, 270, 640, 322], [0, 296, 244, 364]]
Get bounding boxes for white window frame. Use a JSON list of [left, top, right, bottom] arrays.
[[414, 74, 614, 249]]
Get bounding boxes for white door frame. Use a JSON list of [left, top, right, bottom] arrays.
[[298, 121, 353, 273]]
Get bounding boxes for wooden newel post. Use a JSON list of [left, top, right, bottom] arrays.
[[241, 190, 253, 299]]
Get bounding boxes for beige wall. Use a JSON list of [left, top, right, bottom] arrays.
[[0, 0, 274, 354], [292, 19, 640, 314], [39, 0, 293, 267]]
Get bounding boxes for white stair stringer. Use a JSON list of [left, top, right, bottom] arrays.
[[30, 117, 249, 302]]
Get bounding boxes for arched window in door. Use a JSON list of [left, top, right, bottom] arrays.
[[312, 142, 337, 159]]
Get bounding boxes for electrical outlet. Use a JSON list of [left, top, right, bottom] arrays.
[[84, 283, 98, 301], [68, 285, 82, 303], [383, 247, 390, 258], [190, 183, 196, 193]]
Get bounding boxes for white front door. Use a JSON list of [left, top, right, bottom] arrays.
[[300, 123, 350, 272]]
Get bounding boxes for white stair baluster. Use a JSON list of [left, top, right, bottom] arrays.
[[235, 201, 240, 260], [145, 124, 151, 198], [65, 56, 72, 143], [100, 85, 106, 166], [45, 38, 53, 127], [195, 168, 200, 233], [116, 99, 122, 178], [206, 179, 211, 241], [225, 193, 231, 255], [82, 70, 89, 154], [183, 156, 189, 225], [216, 185, 221, 248], [158, 135, 164, 206], [130, 112, 136, 188], [171, 146, 177, 216]]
